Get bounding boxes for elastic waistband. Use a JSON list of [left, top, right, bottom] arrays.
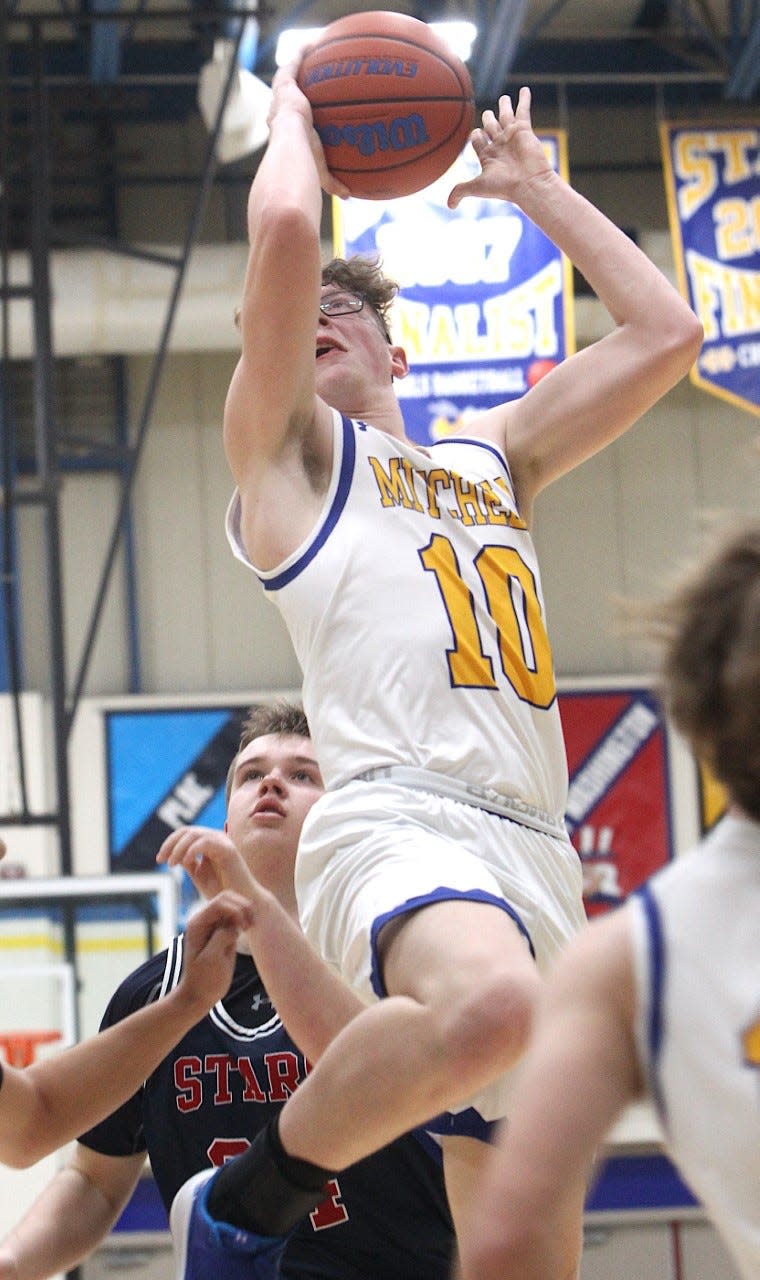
[[341, 766, 567, 838]]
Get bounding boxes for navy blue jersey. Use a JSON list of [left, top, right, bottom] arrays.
[[80, 937, 454, 1279]]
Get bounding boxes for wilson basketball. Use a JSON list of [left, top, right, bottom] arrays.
[[297, 11, 475, 200]]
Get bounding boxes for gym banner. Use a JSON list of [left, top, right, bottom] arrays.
[[106, 706, 251, 917], [105, 691, 674, 924], [558, 688, 673, 919], [660, 123, 760, 417], [333, 131, 574, 444]]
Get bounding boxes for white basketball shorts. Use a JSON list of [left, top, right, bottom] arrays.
[[295, 775, 585, 1132]]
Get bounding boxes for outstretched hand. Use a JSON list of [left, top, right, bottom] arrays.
[[448, 87, 553, 209], [177, 890, 255, 1014], [157, 825, 258, 902]]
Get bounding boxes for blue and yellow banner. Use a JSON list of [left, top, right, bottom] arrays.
[[660, 123, 760, 418], [333, 132, 574, 445]]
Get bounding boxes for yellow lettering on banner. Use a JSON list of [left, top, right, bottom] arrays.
[[484, 263, 561, 359], [427, 305, 461, 360], [676, 133, 717, 220], [714, 197, 760, 259], [716, 130, 757, 184], [676, 130, 758, 221], [738, 272, 760, 333], [454, 303, 487, 357], [687, 250, 760, 340], [393, 262, 561, 363]]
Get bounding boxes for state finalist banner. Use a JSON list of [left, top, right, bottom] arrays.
[[660, 123, 760, 418], [333, 133, 574, 445]]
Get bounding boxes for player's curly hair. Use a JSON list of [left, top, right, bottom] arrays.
[[234, 257, 399, 340], [322, 256, 398, 342], [225, 701, 311, 805], [641, 522, 760, 822]]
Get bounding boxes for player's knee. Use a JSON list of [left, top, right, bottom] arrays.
[[440, 966, 540, 1082]]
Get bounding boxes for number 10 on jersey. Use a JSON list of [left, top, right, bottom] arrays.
[[419, 534, 556, 708]]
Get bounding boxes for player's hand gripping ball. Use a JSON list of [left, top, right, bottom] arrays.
[[297, 11, 475, 200]]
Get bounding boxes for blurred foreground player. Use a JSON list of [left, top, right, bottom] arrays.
[[458, 521, 760, 1280]]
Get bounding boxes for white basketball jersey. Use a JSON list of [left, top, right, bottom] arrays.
[[630, 813, 760, 1280], [227, 409, 568, 817]]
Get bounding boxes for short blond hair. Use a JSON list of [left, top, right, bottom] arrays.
[[225, 702, 310, 807]]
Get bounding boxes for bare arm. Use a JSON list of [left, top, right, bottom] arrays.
[[457, 906, 644, 1280], [450, 90, 703, 519], [0, 891, 253, 1167], [157, 827, 363, 1061], [0, 1146, 145, 1280], [223, 67, 341, 571]]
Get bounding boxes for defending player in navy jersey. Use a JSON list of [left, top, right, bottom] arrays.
[[173, 54, 703, 1280], [458, 520, 760, 1280], [0, 705, 453, 1280]]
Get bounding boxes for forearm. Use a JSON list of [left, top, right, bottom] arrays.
[[515, 168, 697, 336], [247, 108, 323, 245], [246, 892, 362, 1061], [0, 1167, 123, 1280], [0, 985, 204, 1165]]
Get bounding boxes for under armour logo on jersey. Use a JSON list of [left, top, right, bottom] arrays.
[[251, 994, 273, 1012]]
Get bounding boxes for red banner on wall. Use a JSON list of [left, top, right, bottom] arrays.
[[559, 688, 673, 919]]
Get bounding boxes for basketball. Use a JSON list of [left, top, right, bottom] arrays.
[[297, 11, 475, 200]]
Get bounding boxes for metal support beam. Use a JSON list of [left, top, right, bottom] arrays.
[[65, 14, 246, 728]]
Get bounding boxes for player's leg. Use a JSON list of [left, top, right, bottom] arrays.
[[279, 896, 539, 1167], [440, 1134, 493, 1240]]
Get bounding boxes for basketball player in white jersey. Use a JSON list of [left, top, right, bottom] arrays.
[[170, 63, 703, 1280], [458, 521, 760, 1280], [0, 890, 253, 1168]]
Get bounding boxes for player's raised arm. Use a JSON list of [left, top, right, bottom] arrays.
[[451, 89, 703, 521], [158, 826, 364, 1062], [223, 65, 337, 565], [0, 891, 252, 1168]]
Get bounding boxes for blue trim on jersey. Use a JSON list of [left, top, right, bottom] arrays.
[[428, 436, 513, 486], [261, 415, 356, 592], [636, 883, 667, 1120], [369, 887, 535, 1000]]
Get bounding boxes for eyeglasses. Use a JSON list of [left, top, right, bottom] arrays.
[[319, 290, 366, 318], [319, 289, 391, 342]]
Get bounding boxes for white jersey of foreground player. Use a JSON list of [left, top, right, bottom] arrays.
[[631, 811, 760, 1280]]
